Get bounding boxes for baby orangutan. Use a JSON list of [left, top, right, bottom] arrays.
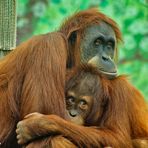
[[16, 65, 148, 148], [65, 74, 94, 126]]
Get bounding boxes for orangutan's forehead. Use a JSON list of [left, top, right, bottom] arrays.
[[84, 21, 116, 38]]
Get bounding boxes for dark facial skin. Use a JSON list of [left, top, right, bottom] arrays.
[[81, 22, 117, 79], [66, 91, 93, 125]]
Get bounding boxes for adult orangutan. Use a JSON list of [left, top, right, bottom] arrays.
[[0, 32, 69, 147], [1, 8, 146, 147], [16, 65, 148, 148], [0, 8, 123, 147]]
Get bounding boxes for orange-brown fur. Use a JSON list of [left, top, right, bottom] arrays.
[[26, 136, 77, 148], [17, 65, 148, 148], [65, 65, 148, 147], [1, 8, 147, 148], [0, 32, 69, 147]]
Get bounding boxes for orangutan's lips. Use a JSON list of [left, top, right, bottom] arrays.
[[99, 69, 118, 79], [99, 70, 117, 75]]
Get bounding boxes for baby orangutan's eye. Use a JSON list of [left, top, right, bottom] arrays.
[[66, 96, 75, 104]]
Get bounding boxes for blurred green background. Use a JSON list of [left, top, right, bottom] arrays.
[[17, 0, 148, 100]]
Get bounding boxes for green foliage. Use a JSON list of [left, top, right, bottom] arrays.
[[17, 0, 148, 100]]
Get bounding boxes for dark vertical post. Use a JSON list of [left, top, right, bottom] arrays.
[[0, 0, 17, 57]]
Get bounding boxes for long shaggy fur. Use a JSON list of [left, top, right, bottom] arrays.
[[0, 32, 68, 147], [1, 8, 147, 148], [21, 65, 148, 148]]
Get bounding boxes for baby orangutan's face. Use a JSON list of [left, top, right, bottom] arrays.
[[66, 90, 93, 125]]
